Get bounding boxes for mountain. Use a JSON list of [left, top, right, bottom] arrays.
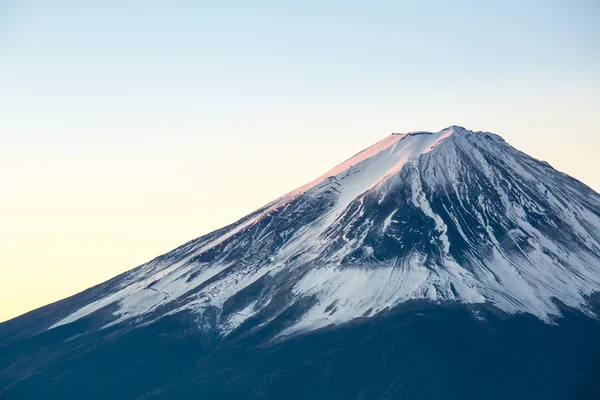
[[1, 126, 600, 399]]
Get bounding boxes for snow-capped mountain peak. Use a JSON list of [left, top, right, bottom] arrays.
[[47, 126, 600, 337]]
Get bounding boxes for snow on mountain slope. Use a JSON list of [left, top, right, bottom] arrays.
[[47, 126, 600, 337]]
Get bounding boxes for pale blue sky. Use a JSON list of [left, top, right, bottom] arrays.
[[2, 1, 600, 151], [1, 1, 599, 321]]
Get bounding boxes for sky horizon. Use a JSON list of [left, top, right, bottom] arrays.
[[1, 0, 600, 322]]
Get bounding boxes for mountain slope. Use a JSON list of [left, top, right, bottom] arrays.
[[1, 126, 600, 399], [43, 126, 600, 337]]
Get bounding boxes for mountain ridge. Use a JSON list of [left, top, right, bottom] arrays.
[[12, 125, 594, 339], [2, 125, 600, 399]]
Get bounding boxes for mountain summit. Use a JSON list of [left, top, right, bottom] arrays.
[[2, 126, 600, 399], [47, 126, 600, 336]]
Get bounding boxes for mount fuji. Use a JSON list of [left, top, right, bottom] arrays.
[[1, 126, 599, 399]]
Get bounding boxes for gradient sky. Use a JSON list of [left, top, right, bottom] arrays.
[[1, 0, 599, 322]]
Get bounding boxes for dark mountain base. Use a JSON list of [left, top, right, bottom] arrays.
[[1, 304, 599, 400]]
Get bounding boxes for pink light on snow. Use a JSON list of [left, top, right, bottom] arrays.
[[367, 128, 456, 191], [292, 134, 405, 195]]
